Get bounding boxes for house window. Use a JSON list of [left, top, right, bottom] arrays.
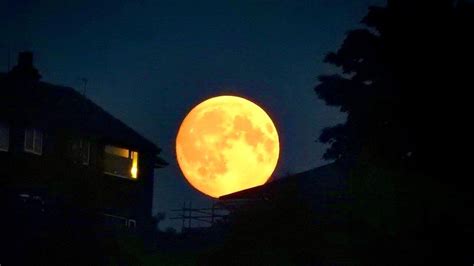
[[0, 123, 9, 152], [24, 128, 43, 155], [128, 219, 136, 229], [71, 139, 90, 165], [104, 145, 138, 179]]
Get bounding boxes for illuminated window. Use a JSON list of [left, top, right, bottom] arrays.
[[71, 139, 90, 165], [104, 145, 138, 179], [24, 128, 43, 155], [0, 123, 9, 152]]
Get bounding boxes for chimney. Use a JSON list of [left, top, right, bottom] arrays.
[[8, 51, 41, 82]]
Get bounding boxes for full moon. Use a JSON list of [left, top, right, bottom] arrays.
[[176, 96, 280, 198]]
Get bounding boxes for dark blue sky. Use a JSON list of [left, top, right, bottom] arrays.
[[1, 0, 385, 229]]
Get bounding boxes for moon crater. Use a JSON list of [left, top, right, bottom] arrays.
[[176, 96, 280, 198]]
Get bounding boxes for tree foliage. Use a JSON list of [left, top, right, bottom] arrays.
[[314, 1, 474, 263], [315, 0, 474, 177]]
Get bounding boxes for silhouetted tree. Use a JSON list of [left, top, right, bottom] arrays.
[[314, 1, 474, 263], [315, 0, 474, 179]]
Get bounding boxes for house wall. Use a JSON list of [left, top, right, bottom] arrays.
[[0, 120, 156, 232]]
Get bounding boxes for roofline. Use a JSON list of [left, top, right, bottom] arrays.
[[219, 162, 341, 200], [1, 73, 163, 155]]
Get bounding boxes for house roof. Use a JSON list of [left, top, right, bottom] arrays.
[[219, 162, 348, 201], [0, 71, 163, 156]]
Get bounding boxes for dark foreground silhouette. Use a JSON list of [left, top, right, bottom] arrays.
[[2, 0, 473, 265]]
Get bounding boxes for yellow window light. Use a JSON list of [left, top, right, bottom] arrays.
[[131, 151, 138, 179]]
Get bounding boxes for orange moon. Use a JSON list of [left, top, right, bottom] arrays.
[[176, 96, 280, 198]]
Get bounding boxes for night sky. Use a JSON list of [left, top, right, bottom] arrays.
[[1, 0, 385, 229]]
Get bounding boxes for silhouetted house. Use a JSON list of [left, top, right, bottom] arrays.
[[219, 163, 349, 220], [0, 52, 167, 234]]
